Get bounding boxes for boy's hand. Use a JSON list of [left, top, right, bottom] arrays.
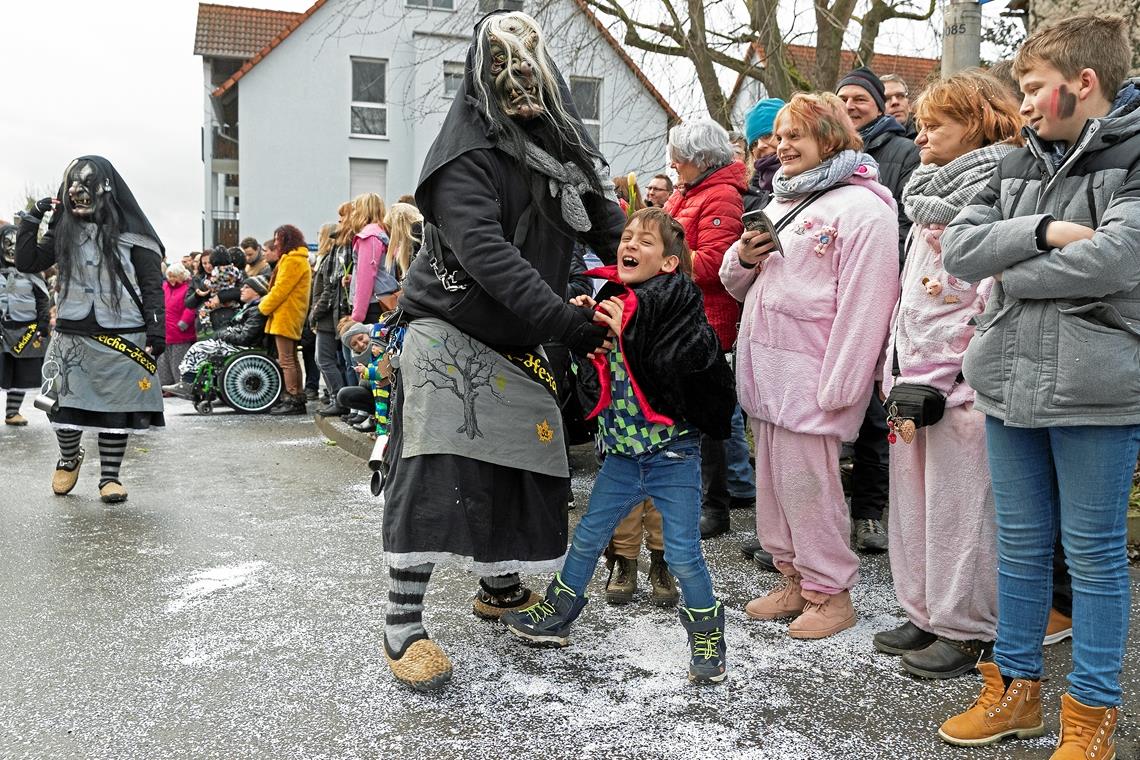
[[739, 230, 775, 266], [592, 297, 623, 336], [1045, 221, 1095, 249], [569, 294, 596, 309], [355, 364, 368, 378]]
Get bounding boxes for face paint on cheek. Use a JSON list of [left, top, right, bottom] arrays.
[[1051, 84, 1078, 119]]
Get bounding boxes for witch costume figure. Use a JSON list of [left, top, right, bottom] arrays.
[[380, 10, 624, 690], [0, 223, 50, 426], [16, 156, 165, 504]]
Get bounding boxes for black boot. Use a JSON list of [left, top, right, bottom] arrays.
[[699, 504, 730, 539], [901, 637, 993, 679], [753, 549, 777, 573], [873, 620, 937, 655]]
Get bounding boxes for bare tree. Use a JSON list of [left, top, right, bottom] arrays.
[[412, 334, 506, 440], [55, 342, 88, 397], [582, 0, 937, 126]]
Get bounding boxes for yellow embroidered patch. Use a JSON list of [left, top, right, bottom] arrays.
[[536, 419, 554, 444], [138, 378, 152, 391]]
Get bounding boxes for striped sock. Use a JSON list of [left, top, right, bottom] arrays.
[[385, 563, 434, 656], [97, 433, 128, 488], [5, 391, 25, 418], [479, 573, 522, 600], [56, 429, 83, 461]]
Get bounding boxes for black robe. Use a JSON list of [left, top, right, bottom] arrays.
[[383, 13, 624, 572]]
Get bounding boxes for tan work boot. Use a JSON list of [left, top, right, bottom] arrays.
[[1044, 608, 1073, 646], [647, 549, 679, 607], [4, 414, 27, 426], [1051, 693, 1118, 760], [745, 574, 805, 620], [939, 661, 1046, 746], [605, 555, 638, 605], [788, 589, 856, 639], [51, 448, 84, 496], [99, 481, 128, 504]]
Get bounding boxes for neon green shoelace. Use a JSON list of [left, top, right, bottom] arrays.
[[692, 630, 722, 659], [524, 601, 556, 623]]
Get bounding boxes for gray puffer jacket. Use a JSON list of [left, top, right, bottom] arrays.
[[942, 80, 1140, 427]]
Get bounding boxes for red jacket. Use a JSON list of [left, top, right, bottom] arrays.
[[664, 161, 746, 349], [163, 280, 197, 345]]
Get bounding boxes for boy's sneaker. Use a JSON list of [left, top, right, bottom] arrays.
[[501, 574, 587, 647], [679, 602, 727, 684]]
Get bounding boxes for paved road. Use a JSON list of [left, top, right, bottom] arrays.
[[1, 400, 1137, 759]]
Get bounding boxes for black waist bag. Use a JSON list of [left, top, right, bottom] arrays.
[[885, 383, 946, 431]]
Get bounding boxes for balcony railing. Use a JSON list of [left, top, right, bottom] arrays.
[[212, 211, 239, 248], [213, 131, 239, 161]]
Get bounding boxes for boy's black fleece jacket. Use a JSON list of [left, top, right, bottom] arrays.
[[575, 266, 736, 440]]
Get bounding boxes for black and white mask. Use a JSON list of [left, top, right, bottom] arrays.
[[0, 227, 15, 265], [64, 160, 111, 220]]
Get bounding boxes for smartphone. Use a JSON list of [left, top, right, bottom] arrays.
[[741, 209, 785, 257]]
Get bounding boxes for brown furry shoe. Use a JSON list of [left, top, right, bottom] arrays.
[[472, 586, 541, 621], [384, 633, 452, 692]]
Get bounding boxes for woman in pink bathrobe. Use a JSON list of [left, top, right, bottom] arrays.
[[720, 92, 899, 639], [871, 71, 1025, 679]]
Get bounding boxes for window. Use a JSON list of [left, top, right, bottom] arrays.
[[349, 158, 388, 199], [443, 61, 465, 96], [407, 0, 454, 8], [570, 77, 602, 145], [478, 0, 523, 11], [351, 58, 387, 137]]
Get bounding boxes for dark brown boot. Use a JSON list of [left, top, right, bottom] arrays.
[[605, 555, 637, 604], [648, 549, 680, 607]]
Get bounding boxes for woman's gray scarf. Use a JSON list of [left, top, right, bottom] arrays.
[[497, 140, 616, 232], [903, 143, 1015, 225], [772, 150, 877, 199]]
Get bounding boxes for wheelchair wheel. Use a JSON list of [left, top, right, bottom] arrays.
[[218, 350, 283, 413]]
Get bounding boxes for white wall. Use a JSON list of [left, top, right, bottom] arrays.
[[231, 0, 671, 243]]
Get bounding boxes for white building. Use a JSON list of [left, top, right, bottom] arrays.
[[194, 0, 678, 248]]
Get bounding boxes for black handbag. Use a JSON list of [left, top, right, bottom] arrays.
[[884, 383, 946, 443]]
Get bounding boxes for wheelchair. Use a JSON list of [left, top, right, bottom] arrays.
[[189, 348, 284, 414]]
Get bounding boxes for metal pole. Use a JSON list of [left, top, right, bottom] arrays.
[[942, 0, 982, 77]]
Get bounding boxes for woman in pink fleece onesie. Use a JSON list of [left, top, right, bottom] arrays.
[[872, 71, 1025, 679], [720, 93, 899, 639]]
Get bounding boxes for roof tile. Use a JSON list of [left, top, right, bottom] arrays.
[[194, 3, 304, 59]]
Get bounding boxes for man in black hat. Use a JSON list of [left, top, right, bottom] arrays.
[[836, 66, 919, 261], [834, 69, 919, 555]]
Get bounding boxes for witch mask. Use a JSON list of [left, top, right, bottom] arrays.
[[0, 227, 15, 264], [479, 13, 550, 120], [64, 160, 111, 220]]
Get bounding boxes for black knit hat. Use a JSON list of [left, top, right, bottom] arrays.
[[243, 275, 269, 296], [836, 67, 886, 113]]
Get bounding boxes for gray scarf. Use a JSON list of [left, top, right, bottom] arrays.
[[498, 140, 616, 232], [903, 143, 1016, 225], [772, 150, 878, 199]]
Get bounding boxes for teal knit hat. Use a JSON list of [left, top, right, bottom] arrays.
[[744, 98, 785, 146]]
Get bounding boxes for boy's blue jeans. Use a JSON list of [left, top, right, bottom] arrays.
[[985, 417, 1140, 707], [559, 436, 716, 609]]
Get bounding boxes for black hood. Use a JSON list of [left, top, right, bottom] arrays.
[[415, 10, 599, 211], [56, 154, 164, 256], [859, 114, 906, 150]]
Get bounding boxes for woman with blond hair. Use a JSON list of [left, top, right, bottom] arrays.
[[309, 219, 349, 415], [720, 93, 900, 638], [347, 192, 394, 323], [383, 202, 423, 279]]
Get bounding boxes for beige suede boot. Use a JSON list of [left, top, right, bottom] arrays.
[[788, 589, 855, 639], [745, 573, 805, 620]]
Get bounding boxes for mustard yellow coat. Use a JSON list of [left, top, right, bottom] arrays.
[[259, 246, 312, 340]]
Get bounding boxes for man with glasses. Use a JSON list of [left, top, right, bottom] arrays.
[[882, 73, 917, 139], [644, 174, 674, 207]]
